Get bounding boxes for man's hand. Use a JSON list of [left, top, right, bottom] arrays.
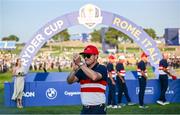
[[171, 75, 177, 80], [73, 53, 81, 66], [141, 71, 147, 79], [144, 76, 148, 80], [119, 76, 125, 83], [71, 61, 79, 71], [112, 80, 116, 85], [163, 68, 177, 80], [121, 79, 125, 83]]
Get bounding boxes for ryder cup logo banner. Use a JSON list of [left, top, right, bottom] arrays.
[[46, 88, 57, 100], [78, 4, 103, 29], [20, 4, 162, 76]]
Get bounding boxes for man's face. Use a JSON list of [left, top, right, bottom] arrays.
[[119, 59, 124, 63], [142, 56, 148, 62], [82, 54, 97, 66], [163, 53, 169, 59], [108, 59, 112, 63]]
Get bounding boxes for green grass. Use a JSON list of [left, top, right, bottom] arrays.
[[0, 90, 180, 114], [0, 71, 180, 114], [126, 47, 140, 53], [0, 72, 12, 91]]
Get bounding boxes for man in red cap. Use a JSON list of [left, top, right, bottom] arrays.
[[106, 54, 118, 109], [137, 52, 149, 109], [67, 45, 107, 114]]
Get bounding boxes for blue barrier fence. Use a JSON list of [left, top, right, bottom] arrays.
[[4, 72, 180, 107]]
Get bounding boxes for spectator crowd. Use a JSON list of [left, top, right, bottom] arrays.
[[0, 52, 180, 73]]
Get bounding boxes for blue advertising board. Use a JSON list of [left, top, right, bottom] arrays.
[[4, 72, 180, 107], [0, 41, 16, 50]]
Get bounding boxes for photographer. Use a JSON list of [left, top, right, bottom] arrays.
[[11, 58, 25, 109]]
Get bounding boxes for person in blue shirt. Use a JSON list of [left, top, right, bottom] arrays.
[[67, 45, 107, 114], [106, 55, 118, 109], [116, 55, 135, 108], [156, 53, 177, 106], [137, 52, 149, 109]]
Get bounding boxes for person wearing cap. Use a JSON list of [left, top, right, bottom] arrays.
[[157, 53, 177, 106], [67, 45, 107, 114], [116, 55, 135, 108], [11, 58, 25, 109], [137, 52, 149, 109], [106, 55, 118, 109]]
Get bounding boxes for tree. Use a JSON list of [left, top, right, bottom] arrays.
[[105, 27, 133, 52], [52, 29, 70, 41], [143, 28, 157, 39], [1, 37, 9, 41], [90, 29, 101, 42], [8, 35, 19, 41], [1, 35, 19, 41], [106, 27, 133, 43], [105, 28, 118, 44]]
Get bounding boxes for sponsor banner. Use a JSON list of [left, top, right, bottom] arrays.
[[23, 92, 35, 98], [4, 79, 180, 107], [64, 91, 80, 96], [136, 87, 154, 95], [4, 82, 81, 107]]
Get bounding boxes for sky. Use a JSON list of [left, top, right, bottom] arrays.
[[0, 0, 180, 42]]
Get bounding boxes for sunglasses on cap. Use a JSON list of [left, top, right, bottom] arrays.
[[82, 54, 93, 59]]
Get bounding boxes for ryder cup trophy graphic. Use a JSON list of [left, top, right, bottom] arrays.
[[78, 4, 103, 29]]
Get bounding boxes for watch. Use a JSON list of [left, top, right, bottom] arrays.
[[79, 62, 84, 67]]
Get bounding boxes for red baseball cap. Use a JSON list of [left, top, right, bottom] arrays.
[[80, 45, 99, 55], [141, 52, 149, 58], [108, 55, 115, 59]]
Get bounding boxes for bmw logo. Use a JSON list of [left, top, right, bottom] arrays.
[[46, 88, 57, 100]]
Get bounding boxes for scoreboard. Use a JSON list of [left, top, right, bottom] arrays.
[[165, 28, 180, 46]]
